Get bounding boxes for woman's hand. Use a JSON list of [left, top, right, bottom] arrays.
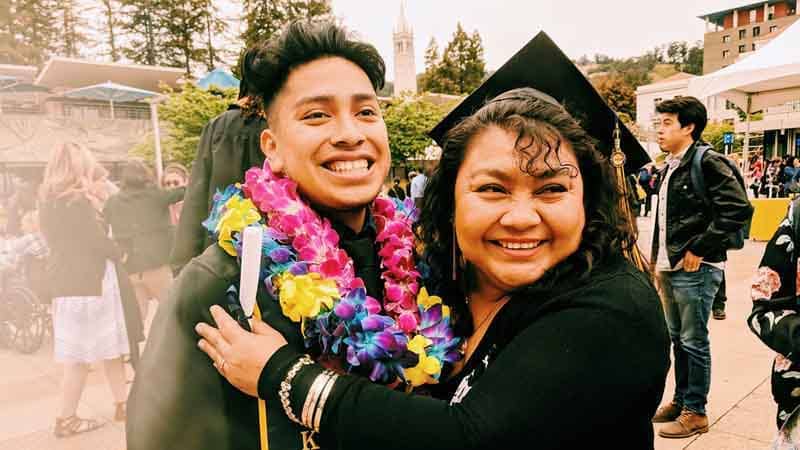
[[195, 305, 288, 398]]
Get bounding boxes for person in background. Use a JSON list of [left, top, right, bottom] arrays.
[[162, 163, 190, 226], [650, 97, 752, 438], [170, 48, 267, 273], [39, 142, 143, 438], [387, 177, 406, 200], [104, 160, 185, 321], [409, 165, 428, 209], [405, 171, 417, 198]]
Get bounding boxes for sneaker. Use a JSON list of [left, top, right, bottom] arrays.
[[652, 402, 683, 423], [658, 409, 709, 438], [713, 309, 726, 320]]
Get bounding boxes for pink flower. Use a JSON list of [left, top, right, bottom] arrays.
[[752, 266, 781, 301]]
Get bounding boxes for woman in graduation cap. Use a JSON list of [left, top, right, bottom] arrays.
[[195, 33, 670, 449]]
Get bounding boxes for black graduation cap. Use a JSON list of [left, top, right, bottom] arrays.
[[429, 31, 651, 174]]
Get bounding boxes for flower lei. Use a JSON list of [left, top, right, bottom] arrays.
[[203, 162, 461, 387]]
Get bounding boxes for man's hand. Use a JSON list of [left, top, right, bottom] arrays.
[[683, 250, 703, 272]]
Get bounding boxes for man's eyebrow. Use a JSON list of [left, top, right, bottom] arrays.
[[293, 93, 377, 108]]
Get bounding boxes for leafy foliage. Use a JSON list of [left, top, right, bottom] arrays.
[[419, 23, 486, 95], [131, 84, 237, 167], [382, 96, 456, 166]]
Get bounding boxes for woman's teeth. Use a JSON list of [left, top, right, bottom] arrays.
[[327, 159, 369, 173], [498, 241, 541, 250]]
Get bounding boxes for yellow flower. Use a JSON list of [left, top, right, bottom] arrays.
[[403, 335, 442, 387], [217, 196, 261, 256], [417, 287, 449, 318], [277, 273, 339, 323], [417, 287, 442, 309]]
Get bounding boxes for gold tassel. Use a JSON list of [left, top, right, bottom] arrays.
[[610, 121, 647, 272]]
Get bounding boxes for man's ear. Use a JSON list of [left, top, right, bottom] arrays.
[[683, 123, 696, 139], [260, 129, 284, 173]]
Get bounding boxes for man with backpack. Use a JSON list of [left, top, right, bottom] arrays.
[[649, 96, 753, 438]]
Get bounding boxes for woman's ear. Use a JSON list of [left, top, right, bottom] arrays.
[[260, 129, 284, 173]]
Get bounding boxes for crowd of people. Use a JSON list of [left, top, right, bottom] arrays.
[[5, 16, 800, 450]]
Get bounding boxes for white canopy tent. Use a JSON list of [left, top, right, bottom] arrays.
[[688, 19, 800, 166]]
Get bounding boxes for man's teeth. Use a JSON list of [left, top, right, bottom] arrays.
[[328, 159, 369, 173], [498, 241, 541, 250]]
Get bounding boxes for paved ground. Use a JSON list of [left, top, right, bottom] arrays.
[[0, 217, 782, 449]]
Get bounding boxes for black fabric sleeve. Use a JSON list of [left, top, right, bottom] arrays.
[[260, 274, 669, 450], [689, 152, 754, 257], [170, 120, 216, 270], [126, 259, 232, 450], [72, 199, 121, 261]]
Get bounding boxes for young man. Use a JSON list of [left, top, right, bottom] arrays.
[[387, 177, 406, 200], [650, 96, 752, 438], [127, 21, 390, 450]]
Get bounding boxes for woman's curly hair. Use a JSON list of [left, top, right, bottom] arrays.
[[417, 88, 639, 336]]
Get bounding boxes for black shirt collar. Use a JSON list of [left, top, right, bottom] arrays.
[[327, 207, 377, 242]]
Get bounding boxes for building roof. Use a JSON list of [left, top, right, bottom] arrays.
[[0, 64, 38, 83], [698, 0, 797, 23], [395, 0, 412, 35], [636, 72, 696, 95], [652, 72, 696, 84], [35, 57, 185, 92]]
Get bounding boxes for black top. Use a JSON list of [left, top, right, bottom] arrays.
[[40, 195, 122, 297], [127, 215, 383, 450], [104, 186, 185, 274], [170, 108, 266, 272], [260, 255, 670, 450]]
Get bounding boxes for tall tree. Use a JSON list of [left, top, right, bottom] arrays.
[[418, 37, 444, 93], [100, 0, 121, 61], [3, 0, 58, 65], [431, 23, 486, 95], [120, 0, 165, 66], [592, 74, 636, 119], [160, 0, 208, 74], [241, 0, 331, 50], [683, 41, 704, 75], [201, 0, 226, 71], [54, 0, 89, 58]]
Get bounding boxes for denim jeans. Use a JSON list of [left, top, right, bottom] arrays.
[[658, 265, 723, 415]]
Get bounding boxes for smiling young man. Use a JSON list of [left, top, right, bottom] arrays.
[[649, 96, 752, 438], [126, 21, 390, 450]]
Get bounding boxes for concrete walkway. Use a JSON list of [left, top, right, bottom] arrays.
[[0, 219, 782, 449]]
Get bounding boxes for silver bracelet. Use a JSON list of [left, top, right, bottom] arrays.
[[279, 355, 313, 426], [313, 373, 338, 433], [301, 371, 332, 428]]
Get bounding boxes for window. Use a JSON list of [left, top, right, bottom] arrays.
[[738, 44, 746, 53], [726, 100, 735, 110], [749, 9, 757, 22], [723, 49, 730, 58], [768, 5, 775, 20], [739, 29, 747, 39], [722, 35, 731, 43], [770, 25, 778, 33], [653, 97, 662, 106], [753, 26, 761, 37], [753, 43, 757, 51]]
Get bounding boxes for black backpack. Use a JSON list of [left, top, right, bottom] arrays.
[[690, 144, 751, 250]]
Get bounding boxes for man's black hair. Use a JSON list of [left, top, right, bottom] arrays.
[[656, 96, 708, 141]]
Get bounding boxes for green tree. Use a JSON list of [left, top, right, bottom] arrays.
[[131, 84, 237, 167], [241, 0, 331, 50], [702, 121, 742, 153], [120, 0, 167, 66], [434, 23, 486, 95], [382, 96, 454, 166], [683, 41, 704, 75], [1, 0, 58, 65], [418, 37, 444, 93], [160, 0, 209, 74], [99, 0, 122, 61], [592, 74, 636, 118], [201, 0, 226, 71], [54, 0, 89, 58]]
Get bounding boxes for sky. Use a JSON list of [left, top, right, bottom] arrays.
[[328, 0, 745, 81]]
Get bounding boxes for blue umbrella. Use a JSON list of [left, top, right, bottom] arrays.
[[197, 68, 240, 90], [62, 81, 158, 119]]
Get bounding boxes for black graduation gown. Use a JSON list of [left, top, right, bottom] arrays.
[[127, 216, 381, 450]]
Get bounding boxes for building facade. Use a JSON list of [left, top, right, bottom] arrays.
[[393, 0, 417, 96], [700, 1, 798, 74]]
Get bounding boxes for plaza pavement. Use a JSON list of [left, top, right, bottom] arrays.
[[0, 216, 781, 449]]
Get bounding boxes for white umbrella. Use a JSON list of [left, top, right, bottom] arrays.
[[62, 81, 158, 119]]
